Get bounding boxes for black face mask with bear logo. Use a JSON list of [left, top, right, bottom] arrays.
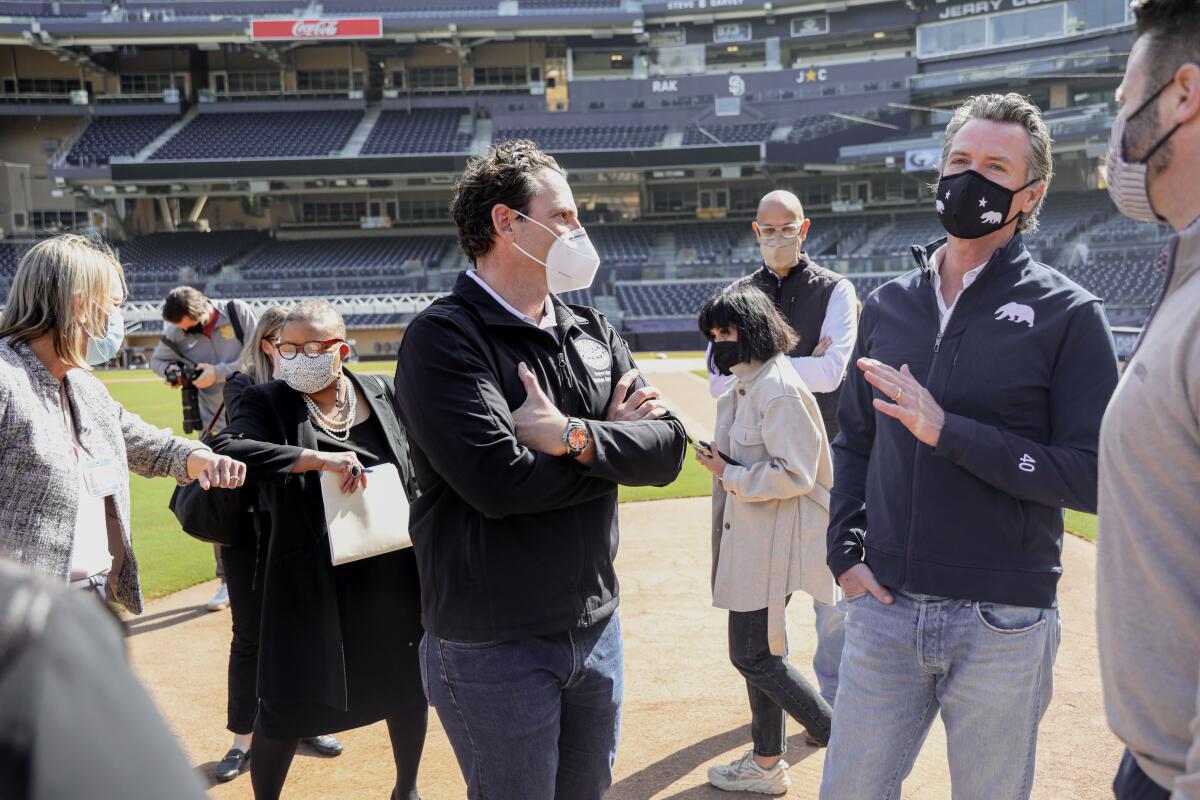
[[935, 169, 1039, 240]]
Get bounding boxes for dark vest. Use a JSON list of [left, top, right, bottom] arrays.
[[743, 255, 846, 439]]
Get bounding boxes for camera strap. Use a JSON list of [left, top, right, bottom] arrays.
[[201, 403, 225, 442], [158, 335, 195, 366]]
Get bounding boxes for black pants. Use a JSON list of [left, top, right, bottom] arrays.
[[728, 604, 833, 756], [1113, 749, 1171, 800], [222, 514, 267, 735], [250, 708, 427, 800]]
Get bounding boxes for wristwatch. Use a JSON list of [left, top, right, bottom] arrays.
[[562, 417, 591, 458]]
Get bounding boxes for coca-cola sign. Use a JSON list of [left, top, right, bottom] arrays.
[[250, 17, 382, 41]]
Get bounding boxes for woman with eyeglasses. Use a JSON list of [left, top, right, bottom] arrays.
[[209, 307, 347, 783], [0, 234, 245, 611], [210, 299, 426, 800]]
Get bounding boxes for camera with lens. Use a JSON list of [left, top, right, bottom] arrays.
[[164, 361, 204, 434]]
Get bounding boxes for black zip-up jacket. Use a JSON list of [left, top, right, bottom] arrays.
[[827, 234, 1119, 608], [394, 273, 687, 642]]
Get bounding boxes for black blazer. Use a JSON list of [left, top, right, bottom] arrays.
[[211, 369, 421, 709]]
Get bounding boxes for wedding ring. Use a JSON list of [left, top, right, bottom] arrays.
[[896, 388, 904, 402]]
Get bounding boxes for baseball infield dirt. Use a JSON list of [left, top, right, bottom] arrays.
[[125, 370, 1118, 798]]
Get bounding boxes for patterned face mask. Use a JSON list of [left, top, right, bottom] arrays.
[[1104, 77, 1180, 224], [278, 348, 339, 394], [934, 169, 1039, 240]]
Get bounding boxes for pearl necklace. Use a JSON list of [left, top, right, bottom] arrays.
[[304, 375, 357, 442]]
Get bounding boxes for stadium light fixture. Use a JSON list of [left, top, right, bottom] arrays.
[[726, 45, 739, 53], [873, 31, 886, 39]]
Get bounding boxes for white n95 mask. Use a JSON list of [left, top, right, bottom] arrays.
[[511, 210, 602, 294]]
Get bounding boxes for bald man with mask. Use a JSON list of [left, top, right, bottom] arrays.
[[707, 190, 858, 715]]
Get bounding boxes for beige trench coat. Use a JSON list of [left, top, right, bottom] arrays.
[[711, 353, 838, 657]]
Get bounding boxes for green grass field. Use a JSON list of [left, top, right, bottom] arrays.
[[99, 366, 1095, 599]]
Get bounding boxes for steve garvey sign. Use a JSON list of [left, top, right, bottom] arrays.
[[250, 18, 383, 41]]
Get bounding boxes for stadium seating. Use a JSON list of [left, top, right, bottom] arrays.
[[1030, 191, 1119, 252], [119, 231, 264, 282], [683, 121, 774, 146], [859, 213, 944, 257], [616, 280, 726, 318], [238, 236, 451, 280], [1085, 214, 1172, 246], [1062, 246, 1166, 308], [361, 108, 472, 155], [587, 225, 656, 265], [676, 223, 744, 265], [151, 111, 362, 160], [65, 115, 178, 166], [493, 125, 667, 151], [0, 242, 26, 278]]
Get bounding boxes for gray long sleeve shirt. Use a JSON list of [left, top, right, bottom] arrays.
[[150, 299, 257, 431], [1098, 216, 1200, 798]]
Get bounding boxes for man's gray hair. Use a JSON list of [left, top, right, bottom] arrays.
[[939, 93, 1054, 233], [283, 299, 346, 338]]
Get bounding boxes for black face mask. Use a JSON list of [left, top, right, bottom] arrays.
[[711, 341, 741, 376], [935, 170, 1039, 240], [180, 323, 201, 335]]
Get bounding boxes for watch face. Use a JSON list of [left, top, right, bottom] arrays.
[[567, 426, 589, 451]]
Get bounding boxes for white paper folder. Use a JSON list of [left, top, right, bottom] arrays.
[[319, 462, 412, 566]]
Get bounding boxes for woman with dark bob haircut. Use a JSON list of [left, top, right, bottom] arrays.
[[696, 281, 839, 795]]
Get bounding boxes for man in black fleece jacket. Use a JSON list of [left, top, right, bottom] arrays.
[[819, 95, 1119, 800], [394, 140, 686, 800]]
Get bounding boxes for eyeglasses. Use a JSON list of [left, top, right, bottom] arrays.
[[756, 223, 803, 239], [273, 338, 345, 360]]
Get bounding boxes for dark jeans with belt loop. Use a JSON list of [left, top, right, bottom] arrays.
[[728, 600, 833, 756]]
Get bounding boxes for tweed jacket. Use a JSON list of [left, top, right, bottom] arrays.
[[0, 337, 204, 613], [711, 353, 839, 657]]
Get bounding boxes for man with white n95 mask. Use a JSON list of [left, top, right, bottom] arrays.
[[394, 139, 687, 800]]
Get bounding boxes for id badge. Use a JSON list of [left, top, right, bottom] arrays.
[[80, 457, 121, 498]]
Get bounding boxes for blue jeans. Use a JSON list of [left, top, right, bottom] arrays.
[[820, 591, 1060, 800], [1113, 750, 1171, 800], [420, 613, 623, 800], [812, 597, 846, 706]]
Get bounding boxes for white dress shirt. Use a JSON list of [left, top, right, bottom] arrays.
[[467, 269, 558, 342], [707, 276, 858, 397], [928, 244, 988, 334]]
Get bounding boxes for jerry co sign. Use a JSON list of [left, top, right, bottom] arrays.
[[250, 18, 383, 41]]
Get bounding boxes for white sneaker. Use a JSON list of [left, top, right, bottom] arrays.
[[707, 750, 791, 795], [206, 582, 230, 611]]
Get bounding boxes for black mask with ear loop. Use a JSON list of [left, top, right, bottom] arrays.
[[935, 170, 1040, 240]]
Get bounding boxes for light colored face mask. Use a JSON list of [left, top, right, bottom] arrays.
[[85, 307, 125, 366], [279, 348, 339, 395], [759, 236, 801, 270], [1104, 77, 1180, 224], [510, 209, 602, 294]]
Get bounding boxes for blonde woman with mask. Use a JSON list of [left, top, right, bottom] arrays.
[[0, 234, 245, 611]]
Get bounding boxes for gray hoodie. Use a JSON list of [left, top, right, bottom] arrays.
[[150, 299, 257, 431], [1097, 216, 1200, 797]]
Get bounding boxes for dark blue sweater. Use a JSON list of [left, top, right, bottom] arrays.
[[827, 234, 1119, 608]]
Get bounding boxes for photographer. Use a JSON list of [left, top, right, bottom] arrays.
[[151, 286, 257, 611]]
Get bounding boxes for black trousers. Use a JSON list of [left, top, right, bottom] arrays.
[[222, 512, 268, 735], [1113, 750, 1171, 800], [728, 603, 833, 756]]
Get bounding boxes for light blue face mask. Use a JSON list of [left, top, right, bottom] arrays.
[[85, 308, 125, 366]]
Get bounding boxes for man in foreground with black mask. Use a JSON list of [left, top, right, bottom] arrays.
[[820, 93, 1119, 799], [1097, 1, 1200, 796]]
